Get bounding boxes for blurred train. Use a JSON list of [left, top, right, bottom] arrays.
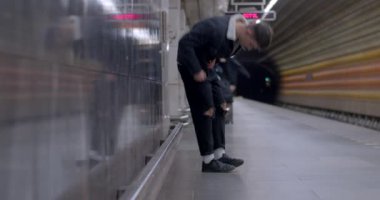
[[1, 0, 379, 199], [0, 0, 164, 122], [0, 0, 166, 200]]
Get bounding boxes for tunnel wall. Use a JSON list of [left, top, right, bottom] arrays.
[[269, 0, 380, 117]]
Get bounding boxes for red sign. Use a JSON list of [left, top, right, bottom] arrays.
[[111, 14, 143, 20], [243, 13, 259, 19], [225, 11, 276, 21]]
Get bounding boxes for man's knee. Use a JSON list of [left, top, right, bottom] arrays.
[[203, 107, 215, 117]]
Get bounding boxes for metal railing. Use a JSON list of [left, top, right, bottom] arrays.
[[118, 123, 184, 200]]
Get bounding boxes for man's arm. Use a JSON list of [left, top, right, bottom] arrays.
[[177, 20, 220, 77]]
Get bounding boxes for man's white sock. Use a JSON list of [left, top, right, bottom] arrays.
[[202, 154, 215, 164], [214, 148, 225, 160]]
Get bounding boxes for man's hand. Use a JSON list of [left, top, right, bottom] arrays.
[[207, 59, 216, 69], [221, 102, 230, 112], [229, 84, 236, 92], [193, 70, 207, 82]]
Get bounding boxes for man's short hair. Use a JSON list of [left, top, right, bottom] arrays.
[[249, 22, 273, 50]]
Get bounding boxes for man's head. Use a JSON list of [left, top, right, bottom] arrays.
[[238, 21, 273, 51]]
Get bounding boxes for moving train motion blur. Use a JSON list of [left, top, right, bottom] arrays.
[[1, 0, 380, 199], [1, 0, 165, 199]]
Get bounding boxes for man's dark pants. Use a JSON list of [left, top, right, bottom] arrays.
[[178, 64, 225, 156]]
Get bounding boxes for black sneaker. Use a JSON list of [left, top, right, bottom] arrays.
[[202, 159, 235, 173], [218, 154, 244, 167]]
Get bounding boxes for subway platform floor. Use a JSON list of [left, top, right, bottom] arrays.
[[158, 97, 380, 200]]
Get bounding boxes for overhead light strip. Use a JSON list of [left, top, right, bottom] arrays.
[[262, 0, 279, 20]]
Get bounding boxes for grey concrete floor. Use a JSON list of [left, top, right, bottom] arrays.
[[158, 98, 380, 200]]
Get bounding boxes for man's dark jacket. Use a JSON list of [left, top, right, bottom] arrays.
[[177, 16, 235, 76]]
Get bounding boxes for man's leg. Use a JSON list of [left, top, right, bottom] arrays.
[[190, 107, 214, 157], [210, 81, 244, 168], [191, 107, 235, 173], [209, 79, 227, 159], [178, 65, 234, 172], [184, 80, 216, 157], [212, 107, 226, 157]]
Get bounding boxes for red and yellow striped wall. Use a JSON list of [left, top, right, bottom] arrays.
[[279, 48, 380, 117]]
